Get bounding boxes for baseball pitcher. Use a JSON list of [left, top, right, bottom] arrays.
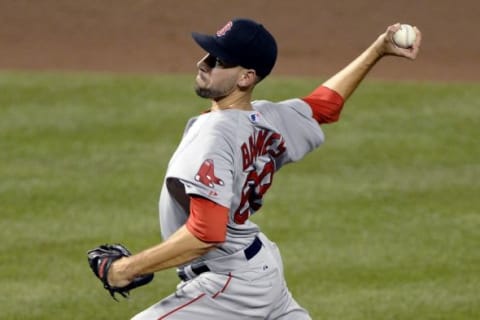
[[87, 18, 421, 319]]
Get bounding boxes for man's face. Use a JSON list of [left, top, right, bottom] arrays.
[[195, 54, 243, 100]]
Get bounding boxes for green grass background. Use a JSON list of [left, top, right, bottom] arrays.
[[0, 72, 478, 319]]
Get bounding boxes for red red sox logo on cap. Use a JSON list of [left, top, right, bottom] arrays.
[[216, 21, 233, 37], [195, 159, 224, 188]]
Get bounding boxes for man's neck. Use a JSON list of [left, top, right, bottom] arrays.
[[210, 91, 253, 111]]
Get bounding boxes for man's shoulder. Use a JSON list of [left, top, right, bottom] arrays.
[[252, 98, 313, 122], [253, 98, 309, 113]]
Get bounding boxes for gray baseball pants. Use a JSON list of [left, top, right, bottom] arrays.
[[131, 233, 311, 319]]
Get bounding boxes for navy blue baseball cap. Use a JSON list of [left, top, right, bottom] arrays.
[[192, 18, 278, 78]]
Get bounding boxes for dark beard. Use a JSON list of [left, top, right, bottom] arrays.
[[194, 86, 228, 100]]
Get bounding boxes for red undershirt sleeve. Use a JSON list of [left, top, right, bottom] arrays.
[[302, 85, 345, 124], [186, 196, 229, 243]]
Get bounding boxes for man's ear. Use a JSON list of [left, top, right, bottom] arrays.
[[238, 70, 257, 88]]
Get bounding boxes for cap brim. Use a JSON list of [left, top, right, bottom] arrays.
[[191, 32, 238, 65]]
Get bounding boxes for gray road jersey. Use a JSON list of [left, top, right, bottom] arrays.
[[159, 98, 324, 261]]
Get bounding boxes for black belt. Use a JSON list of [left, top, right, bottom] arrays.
[[177, 236, 263, 281]]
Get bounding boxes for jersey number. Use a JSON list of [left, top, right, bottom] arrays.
[[233, 161, 275, 224]]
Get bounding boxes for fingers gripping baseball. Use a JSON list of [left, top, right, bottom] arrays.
[[377, 23, 422, 60]]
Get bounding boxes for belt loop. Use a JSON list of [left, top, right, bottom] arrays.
[[177, 264, 197, 281]]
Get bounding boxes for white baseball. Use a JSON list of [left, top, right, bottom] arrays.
[[393, 24, 416, 48]]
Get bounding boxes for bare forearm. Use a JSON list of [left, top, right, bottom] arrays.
[[130, 226, 213, 274], [111, 225, 214, 284], [322, 42, 382, 100]]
